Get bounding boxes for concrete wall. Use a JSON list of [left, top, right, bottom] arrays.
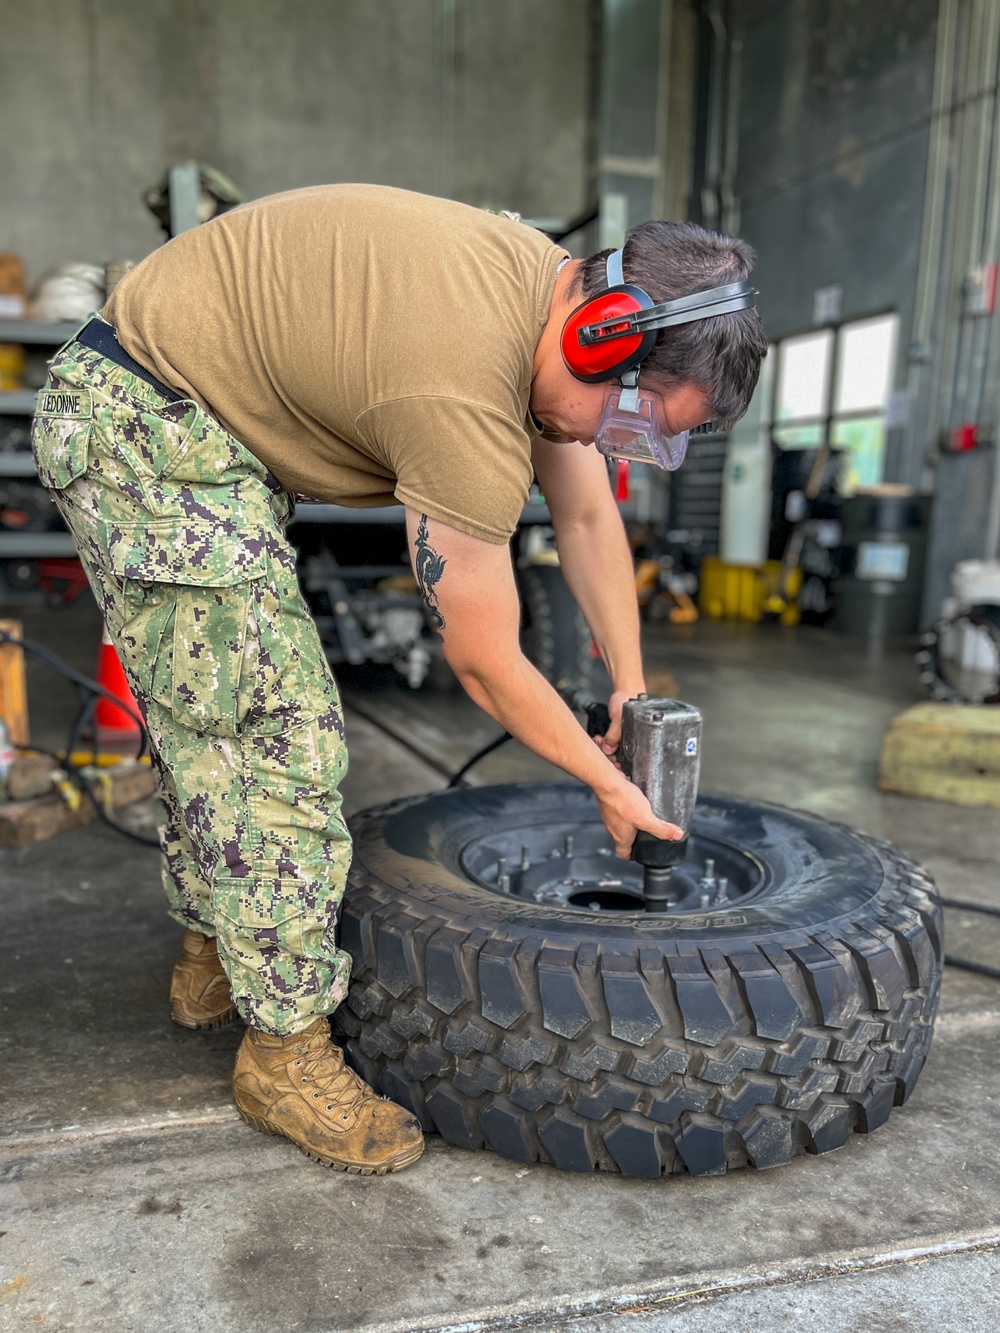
[[735, 0, 939, 486], [737, 0, 938, 336], [0, 0, 595, 283]]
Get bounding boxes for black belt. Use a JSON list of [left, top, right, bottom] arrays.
[[75, 319, 183, 403]]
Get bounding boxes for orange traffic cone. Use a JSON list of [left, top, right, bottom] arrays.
[[93, 626, 142, 749]]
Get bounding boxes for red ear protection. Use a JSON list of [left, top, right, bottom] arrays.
[[560, 283, 657, 383], [560, 250, 757, 385]]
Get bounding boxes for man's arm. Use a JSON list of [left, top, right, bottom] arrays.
[[531, 437, 644, 751], [405, 508, 681, 858]]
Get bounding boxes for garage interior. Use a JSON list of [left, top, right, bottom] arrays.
[[2, 2, 1000, 1331]]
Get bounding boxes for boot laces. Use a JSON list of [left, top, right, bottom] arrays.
[[291, 1027, 371, 1117]]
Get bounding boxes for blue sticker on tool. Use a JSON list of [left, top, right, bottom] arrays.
[[685, 738, 698, 756]]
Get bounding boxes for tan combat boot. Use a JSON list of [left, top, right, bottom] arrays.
[[232, 1018, 424, 1175], [169, 929, 238, 1030]]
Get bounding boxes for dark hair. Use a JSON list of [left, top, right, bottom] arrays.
[[579, 220, 767, 428]]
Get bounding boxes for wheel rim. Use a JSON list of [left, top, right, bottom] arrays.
[[458, 815, 766, 915]]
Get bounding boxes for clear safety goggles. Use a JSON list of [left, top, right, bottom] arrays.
[[594, 372, 689, 471]]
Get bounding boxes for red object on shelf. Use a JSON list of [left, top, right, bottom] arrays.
[[93, 626, 142, 748], [38, 557, 89, 604], [614, 459, 630, 501], [947, 423, 979, 452]]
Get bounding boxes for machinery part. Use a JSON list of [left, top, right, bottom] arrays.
[[664, 583, 699, 625], [518, 563, 600, 695], [634, 558, 661, 607], [635, 557, 699, 624], [145, 161, 244, 238], [303, 552, 438, 688], [326, 572, 368, 666], [333, 782, 942, 1179], [303, 546, 605, 693], [764, 448, 837, 621], [619, 697, 702, 912], [915, 605, 1000, 704], [1, 558, 40, 592]]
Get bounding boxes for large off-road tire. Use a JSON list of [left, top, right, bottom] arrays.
[[333, 784, 942, 1178], [518, 563, 602, 694]]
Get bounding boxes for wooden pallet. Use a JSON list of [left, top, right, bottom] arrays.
[[0, 759, 156, 848], [879, 702, 1000, 809]]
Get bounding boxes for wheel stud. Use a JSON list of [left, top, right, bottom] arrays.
[[698, 858, 717, 895]]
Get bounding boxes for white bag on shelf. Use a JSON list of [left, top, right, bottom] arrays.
[[27, 263, 104, 323]]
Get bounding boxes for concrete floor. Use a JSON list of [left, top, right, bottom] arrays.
[[2, 602, 1000, 1332]]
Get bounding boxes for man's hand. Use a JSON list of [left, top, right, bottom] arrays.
[[591, 687, 634, 759], [596, 770, 683, 860]]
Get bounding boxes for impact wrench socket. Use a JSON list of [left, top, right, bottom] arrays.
[[618, 697, 703, 912]]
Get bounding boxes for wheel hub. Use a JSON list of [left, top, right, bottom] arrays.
[[459, 818, 764, 913]]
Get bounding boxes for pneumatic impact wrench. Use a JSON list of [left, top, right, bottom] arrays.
[[564, 689, 703, 913]]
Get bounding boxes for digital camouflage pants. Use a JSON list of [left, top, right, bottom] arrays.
[[31, 334, 353, 1035]]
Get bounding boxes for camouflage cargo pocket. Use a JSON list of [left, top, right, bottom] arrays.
[[32, 385, 93, 490], [107, 517, 268, 737], [213, 877, 316, 958], [212, 873, 349, 1025], [91, 391, 200, 483]]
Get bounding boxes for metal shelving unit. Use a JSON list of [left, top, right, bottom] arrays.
[[0, 320, 79, 344], [0, 454, 39, 476], [0, 320, 83, 559], [0, 532, 78, 557], [0, 391, 38, 416]]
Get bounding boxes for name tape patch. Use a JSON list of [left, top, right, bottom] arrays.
[[38, 388, 91, 418]]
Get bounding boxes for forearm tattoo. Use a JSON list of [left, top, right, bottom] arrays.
[[414, 514, 447, 631]]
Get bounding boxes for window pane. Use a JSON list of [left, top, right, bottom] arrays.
[[774, 423, 825, 450], [776, 330, 833, 421], [832, 415, 886, 491], [834, 314, 898, 414]]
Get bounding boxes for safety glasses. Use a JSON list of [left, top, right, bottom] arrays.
[[594, 375, 690, 471]]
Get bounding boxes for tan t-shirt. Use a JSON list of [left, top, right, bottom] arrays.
[[105, 185, 567, 543]]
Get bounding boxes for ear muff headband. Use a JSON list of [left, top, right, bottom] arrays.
[[561, 250, 757, 384]]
